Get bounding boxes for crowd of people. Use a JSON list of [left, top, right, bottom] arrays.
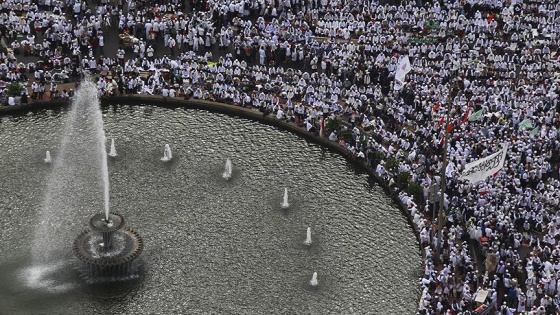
[[2, 0, 560, 314]]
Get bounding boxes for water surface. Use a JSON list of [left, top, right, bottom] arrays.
[[0, 105, 421, 314]]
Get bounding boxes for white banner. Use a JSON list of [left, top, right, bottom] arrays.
[[395, 56, 411, 83], [459, 144, 508, 184]]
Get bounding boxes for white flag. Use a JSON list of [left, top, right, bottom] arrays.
[[394, 79, 404, 91], [459, 144, 508, 184], [394, 55, 412, 83]]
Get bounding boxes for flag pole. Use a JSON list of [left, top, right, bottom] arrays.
[[437, 75, 457, 262]]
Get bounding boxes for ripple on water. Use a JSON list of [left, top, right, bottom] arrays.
[[0, 105, 421, 314]]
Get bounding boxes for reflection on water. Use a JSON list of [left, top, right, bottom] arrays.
[[0, 105, 421, 314]]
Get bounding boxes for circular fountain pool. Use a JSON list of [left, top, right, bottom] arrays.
[[0, 105, 421, 314]]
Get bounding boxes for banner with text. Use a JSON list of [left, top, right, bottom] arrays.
[[459, 144, 508, 184]]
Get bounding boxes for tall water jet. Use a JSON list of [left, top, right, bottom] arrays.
[[44, 151, 52, 163], [281, 188, 289, 209], [101, 123, 110, 221], [161, 144, 172, 162], [222, 158, 232, 180], [108, 139, 118, 157], [304, 227, 312, 246], [32, 78, 111, 265], [310, 272, 318, 287]]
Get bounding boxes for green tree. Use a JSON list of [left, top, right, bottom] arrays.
[[385, 157, 399, 173], [6, 82, 24, 97], [406, 183, 424, 205], [395, 172, 410, 190], [326, 118, 341, 133]]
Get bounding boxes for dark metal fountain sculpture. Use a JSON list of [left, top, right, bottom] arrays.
[[73, 213, 143, 279]]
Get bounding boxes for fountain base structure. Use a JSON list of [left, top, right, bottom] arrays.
[[73, 213, 143, 279]]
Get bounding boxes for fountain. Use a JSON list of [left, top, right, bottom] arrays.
[[31, 78, 115, 267], [304, 227, 312, 246], [108, 139, 118, 157], [161, 144, 172, 162], [69, 80, 143, 279], [222, 158, 232, 180], [281, 188, 289, 209], [44, 151, 52, 163], [0, 100, 421, 313], [73, 212, 143, 279], [310, 272, 318, 287], [27, 78, 143, 283]]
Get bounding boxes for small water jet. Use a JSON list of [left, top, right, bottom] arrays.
[[161, 144, 172, 162], [222, 159, 232, 180], [310, 272, 318, 287], [304, 227, 312, 246], [281, 188, 289, 209], [44, 151, 52, 163], [108, 139, 118, 157]]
